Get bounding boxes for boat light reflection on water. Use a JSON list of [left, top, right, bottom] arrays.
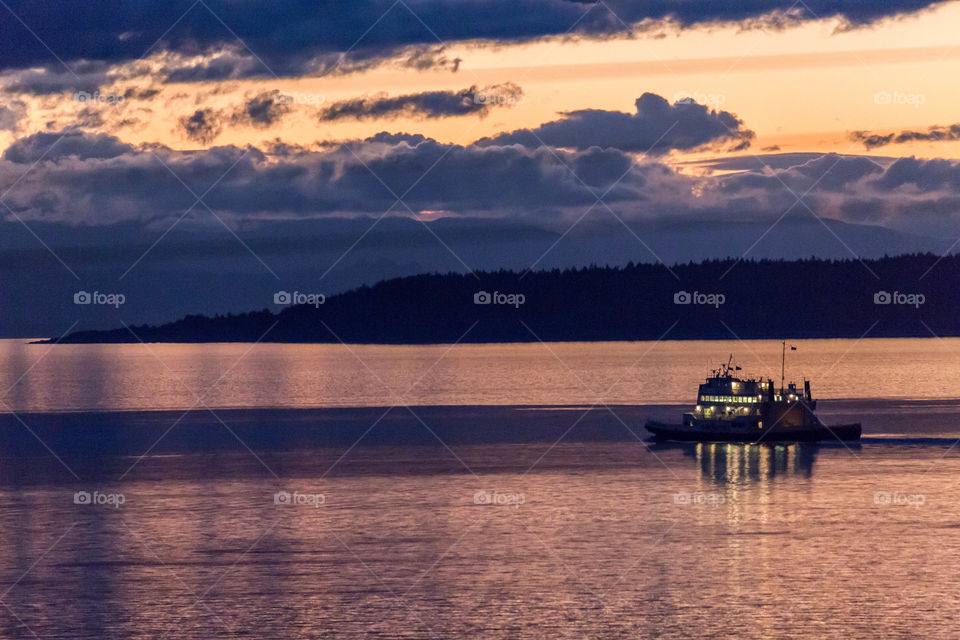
[[693, 442, 820, 484], [676, 443, 824, 529]]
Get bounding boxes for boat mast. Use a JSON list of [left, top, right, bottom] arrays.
[[780, 340, 785, 393]]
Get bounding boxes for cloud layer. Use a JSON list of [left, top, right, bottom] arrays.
[[851, 124, 960, 149], [0, 129, 670, 224], [318, 83, 524, 121], [3, 127, 960, 238], [179, 109, 222, 144], [0, 0, 944, 82], [479, 93, 753, 153]]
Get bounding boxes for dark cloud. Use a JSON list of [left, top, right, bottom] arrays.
[[363, 132, 430, 146], [569, 146, 635, 187], [123, 87, 162, 101], [851, 124, 960, 149], [772, 153, 885, 192], [318, 83, 523, 122], [713, 154, 884, 209], [4, 130, 960, 239], [692, 152, 890, 174], [2, 130, 135, 163], [400, 46, 462, 72], [178, 108, 222, 144], [71, 107, 106, 129], [0, 99, 26, 131], [869, 156, 960, 191], [0, 61, 115, 95], [663, 151, 960, 238], [0, 1, 943, 81], [271, 44, 463, 79], [0, 129, 677, 225], [705, 153, 960, 235], [479, 93, 753, 153], [229, 91, 291, 128], [162, 49, 267, 84]]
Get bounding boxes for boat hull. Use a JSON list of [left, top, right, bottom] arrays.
[[644, 420, 861, 443]]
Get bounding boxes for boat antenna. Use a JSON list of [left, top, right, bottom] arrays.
[[781, 341, 796, 391], [781, 341, 785, 392]]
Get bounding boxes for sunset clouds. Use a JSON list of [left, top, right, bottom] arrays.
[[5, 122, 960, 240], [1, 1, 944, 81], [3, 0, 960, 336], [480, 93, 752, 153]]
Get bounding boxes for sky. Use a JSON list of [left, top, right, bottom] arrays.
[[2, 0, 960, 335]]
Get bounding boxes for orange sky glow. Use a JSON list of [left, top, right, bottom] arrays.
[[9, 1, 960, 165]]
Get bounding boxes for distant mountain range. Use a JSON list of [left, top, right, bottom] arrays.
[[42, 254, 960, 344], [2, 213, 954, 337]]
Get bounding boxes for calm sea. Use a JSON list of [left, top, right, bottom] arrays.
[[0, 338, 958, 638], [2, 337, 958, 412]]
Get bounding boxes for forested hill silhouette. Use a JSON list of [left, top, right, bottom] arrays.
[[47, 254, 960, 344]]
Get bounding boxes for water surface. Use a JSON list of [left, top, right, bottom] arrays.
[[0, 442, 957, 639], [0, 338, 958, 638], [2, 337, 958, 412]]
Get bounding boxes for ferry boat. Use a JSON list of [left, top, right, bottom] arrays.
[[644, 345, 861, 443]]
